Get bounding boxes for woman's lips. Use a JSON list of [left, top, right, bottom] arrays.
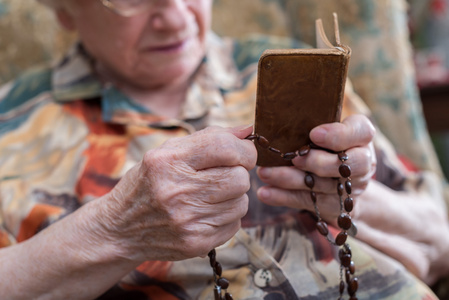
[[145, 39, 189, 53]]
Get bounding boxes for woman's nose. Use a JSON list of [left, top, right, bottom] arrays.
[[149, 0, 190, 32]]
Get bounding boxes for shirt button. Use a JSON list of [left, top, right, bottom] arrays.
[[254, 269, 273, 288]]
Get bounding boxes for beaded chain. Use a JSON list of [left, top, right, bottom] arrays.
[[208, 133, 359, 300], [208, 248, 233, 300]]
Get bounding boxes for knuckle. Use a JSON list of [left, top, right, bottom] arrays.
[[223, 149, 241, 166], [245, 141, 258, 169], [362, 115, 376, 138], [359, 147, 375, 174], [210, 133, 241, 164], [232, 166, 251, 192], [310, 155, 329, 177], [142, 148, 171, 171], [357, 115, 376, 142], [235, 195, 249, 219]]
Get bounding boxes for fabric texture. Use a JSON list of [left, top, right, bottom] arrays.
[[0, 0, 75, 84], [0, 32, 442, 299]]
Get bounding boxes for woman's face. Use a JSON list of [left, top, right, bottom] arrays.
[[60, 0, 212, 90]]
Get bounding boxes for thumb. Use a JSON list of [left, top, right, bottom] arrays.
[[227, 124, 254, 139]]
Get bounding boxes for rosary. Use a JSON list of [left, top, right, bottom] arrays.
[[208, 133, 359, 300]]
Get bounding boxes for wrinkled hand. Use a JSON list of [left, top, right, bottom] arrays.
[[99, 125, 256, 262], [256, 114, 376, 223], [354, 180, 449, 284]]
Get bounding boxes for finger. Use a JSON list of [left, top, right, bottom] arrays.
[[227, 124, 254, 139], [257, 186, 341, 220], [256, 166, 337, 194], [185, 126, 257, 171], [309, 114, 376, 152], [195, 166, 251, 203], [292, 145, 375, 179], [197, 194, 249, 226]]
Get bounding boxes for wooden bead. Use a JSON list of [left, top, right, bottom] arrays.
[[349, 261, 355, 274], [348, 277, 358, 296], [214, 261, 222, 277], [298, 145, 311, 156], [217, 277, 230, 289], [344, 197, 354, 212], [245, 134, 258, 140], [338, 248, 346, 260], [209, 252, 216, 267], [282, 152, 297, 160], [316, 221, 329, 236], [335, 231, 348, 246], [225, 293, 234, 300], [309, 142, 319, 149], [338, 214, 352, 230], [338, 152, 348, 161], [340, 254, 352, 268], [339, 164, 351, 178], [257, 136, 270, 149], [337, 182, 344, 196], [208, 249, 216, 258], [345, 269, 351, 283], [304, 173, 314, 189], [345, 180, 352, 194], [269, 147, 280, 154], [310, 191, 317, 203], [209, 257, 216, 268], [339, 281, 345, 294]]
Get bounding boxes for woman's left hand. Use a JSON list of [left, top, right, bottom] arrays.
[[256, 114, 377, 223]]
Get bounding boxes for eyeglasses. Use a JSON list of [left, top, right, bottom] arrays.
[[99, 0, 153, 17]]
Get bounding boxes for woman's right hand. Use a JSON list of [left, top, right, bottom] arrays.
[[99, 125, 257, 262]]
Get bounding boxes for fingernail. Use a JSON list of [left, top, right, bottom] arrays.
[[311, 128, 327, 144], [235, 124, 253, 132], [257, 187, 271, 199], [258, 167, 272, 179]]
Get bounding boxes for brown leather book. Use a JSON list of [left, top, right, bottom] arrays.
[[254, 14, 351, 166]]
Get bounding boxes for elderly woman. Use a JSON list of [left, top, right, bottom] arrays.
[[0, 0, 448, 299]]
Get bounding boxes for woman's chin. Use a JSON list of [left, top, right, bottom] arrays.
[[137, 60, 199, 87]]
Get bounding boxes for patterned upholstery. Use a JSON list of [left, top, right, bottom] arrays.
[[0, 1, 75, 83]]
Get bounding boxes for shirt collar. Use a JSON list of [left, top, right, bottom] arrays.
[[51, 33, 240, 128]]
